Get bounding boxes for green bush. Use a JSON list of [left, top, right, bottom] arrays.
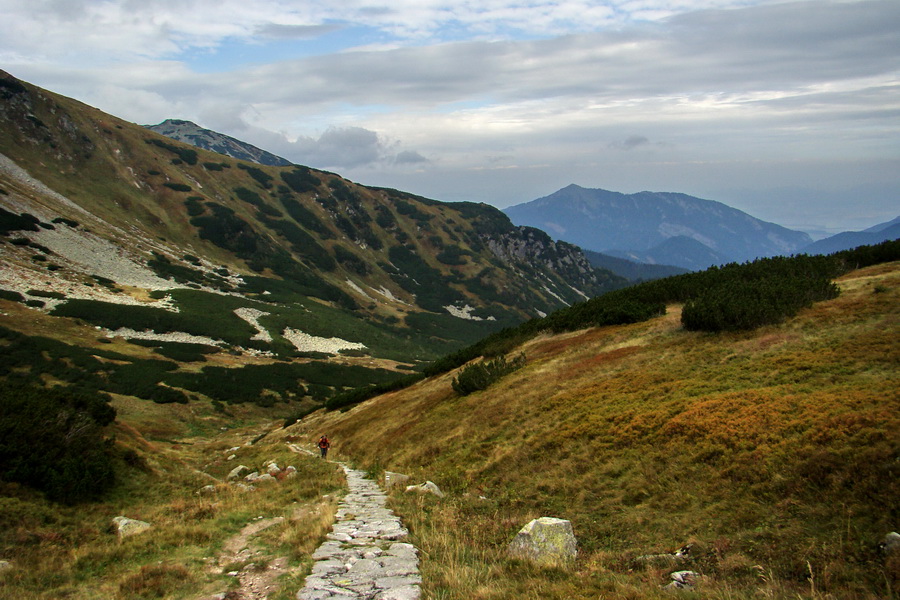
[[280, 196, 333, 238], [163, 182, 192, 192], [237, 163, 274, 188], [145, 138, 198, 165], [0, 207, 42, 234], [281, 167, 320, 194], [451, 353, 526, 396], [0, 380, 116, 503], [0, 289, 25, 303]]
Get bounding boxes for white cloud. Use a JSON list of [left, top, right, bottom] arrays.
[[1, 0, 898, 229]]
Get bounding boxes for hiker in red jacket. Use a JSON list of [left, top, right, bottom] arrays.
[[317, 435, 331, 459]]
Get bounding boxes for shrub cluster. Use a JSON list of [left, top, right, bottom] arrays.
[[451, 353, 526, 396], [281, 167, 321, 194], [162, 182, 192, 192], [237, 163, 274, 188], [145, 138, 198, 165], [0, 379, 116, 503]]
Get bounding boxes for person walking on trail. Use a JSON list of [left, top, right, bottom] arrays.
[[317, 435, 331, 459]]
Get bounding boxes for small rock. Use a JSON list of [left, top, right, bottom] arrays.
[[227, 465, 250, 480], [404, 481, 444, 498], [245, 471, 260, 483], [197, 484, 217, 496], [0, 560, 13, 573], [508, 517, 577, 565], [255, 473, 277, 484], [226, 454, 236, 461], [233, 483, 256, 492], [663, 570, 700, 591], [267, 463, 281, 476], [881, 532, 900, 555], [384, 472, 410, 489], [112, 516, 152, 539]]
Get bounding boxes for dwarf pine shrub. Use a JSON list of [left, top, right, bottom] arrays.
[[0, 380, 116, 503], [451, 353, 526, 396]]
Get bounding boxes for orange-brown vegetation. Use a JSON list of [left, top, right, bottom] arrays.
[[292, 261, 899, 599]]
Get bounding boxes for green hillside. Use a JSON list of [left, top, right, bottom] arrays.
[[1, 69, 623, 413]]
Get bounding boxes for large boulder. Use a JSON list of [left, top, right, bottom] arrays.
[[112, 516, 152, 539], [508, 517, 577, 565]]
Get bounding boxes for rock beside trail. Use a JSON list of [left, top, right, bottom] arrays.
[[112, 516, 152, 539], [384, 472, 410, 489], [404, 481, 444, 498], [508, 517, 577, 565]]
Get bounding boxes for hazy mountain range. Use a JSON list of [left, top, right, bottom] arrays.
[[504, 184, 898, 271]]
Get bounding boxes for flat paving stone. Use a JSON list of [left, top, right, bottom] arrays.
[[297, 465, 420, 600]]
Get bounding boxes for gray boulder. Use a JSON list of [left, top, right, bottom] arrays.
[[405, 481, 444, 498], [112, 516, 151, 539], [508, 517, 577, 565]]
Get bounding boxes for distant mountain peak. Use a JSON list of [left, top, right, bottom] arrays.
[[144, 119, 292, 167], [504, 184, 812, 271]]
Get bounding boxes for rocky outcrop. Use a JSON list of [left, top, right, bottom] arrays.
[[508, 517, 577, 565]]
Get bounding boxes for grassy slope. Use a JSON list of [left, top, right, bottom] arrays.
[[0, 404, 345, 600], [291, 262, 900, 599]]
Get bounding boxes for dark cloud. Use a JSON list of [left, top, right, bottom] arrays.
[[610, 135, 650, 151], [394, 150, 429, 165]]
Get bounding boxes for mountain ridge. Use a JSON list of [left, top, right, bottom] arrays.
[[504, 184, 813, 270], [145, 118, 293, 167], [0, 69, 623, 409]]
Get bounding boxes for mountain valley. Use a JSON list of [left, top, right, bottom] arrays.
[[0, 69, 898, 600]]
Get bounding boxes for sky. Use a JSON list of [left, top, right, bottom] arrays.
[[1, 0, 898, 234]]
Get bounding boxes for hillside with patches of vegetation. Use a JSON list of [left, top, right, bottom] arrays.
[[0, 69, 624, 417]]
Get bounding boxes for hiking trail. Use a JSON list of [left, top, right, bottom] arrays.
[[289, 445, 422, 600]]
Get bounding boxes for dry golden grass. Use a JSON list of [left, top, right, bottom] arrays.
[[0, 415, 345, 600], [289, 262, 900, 599]]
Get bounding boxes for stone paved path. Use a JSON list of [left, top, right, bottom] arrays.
[[296, 464, 421, 600]]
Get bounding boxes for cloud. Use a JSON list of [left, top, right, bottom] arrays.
[[611, 135, 650, 151], [1, 0, 897, 229], [394, 150, 429, 165]]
